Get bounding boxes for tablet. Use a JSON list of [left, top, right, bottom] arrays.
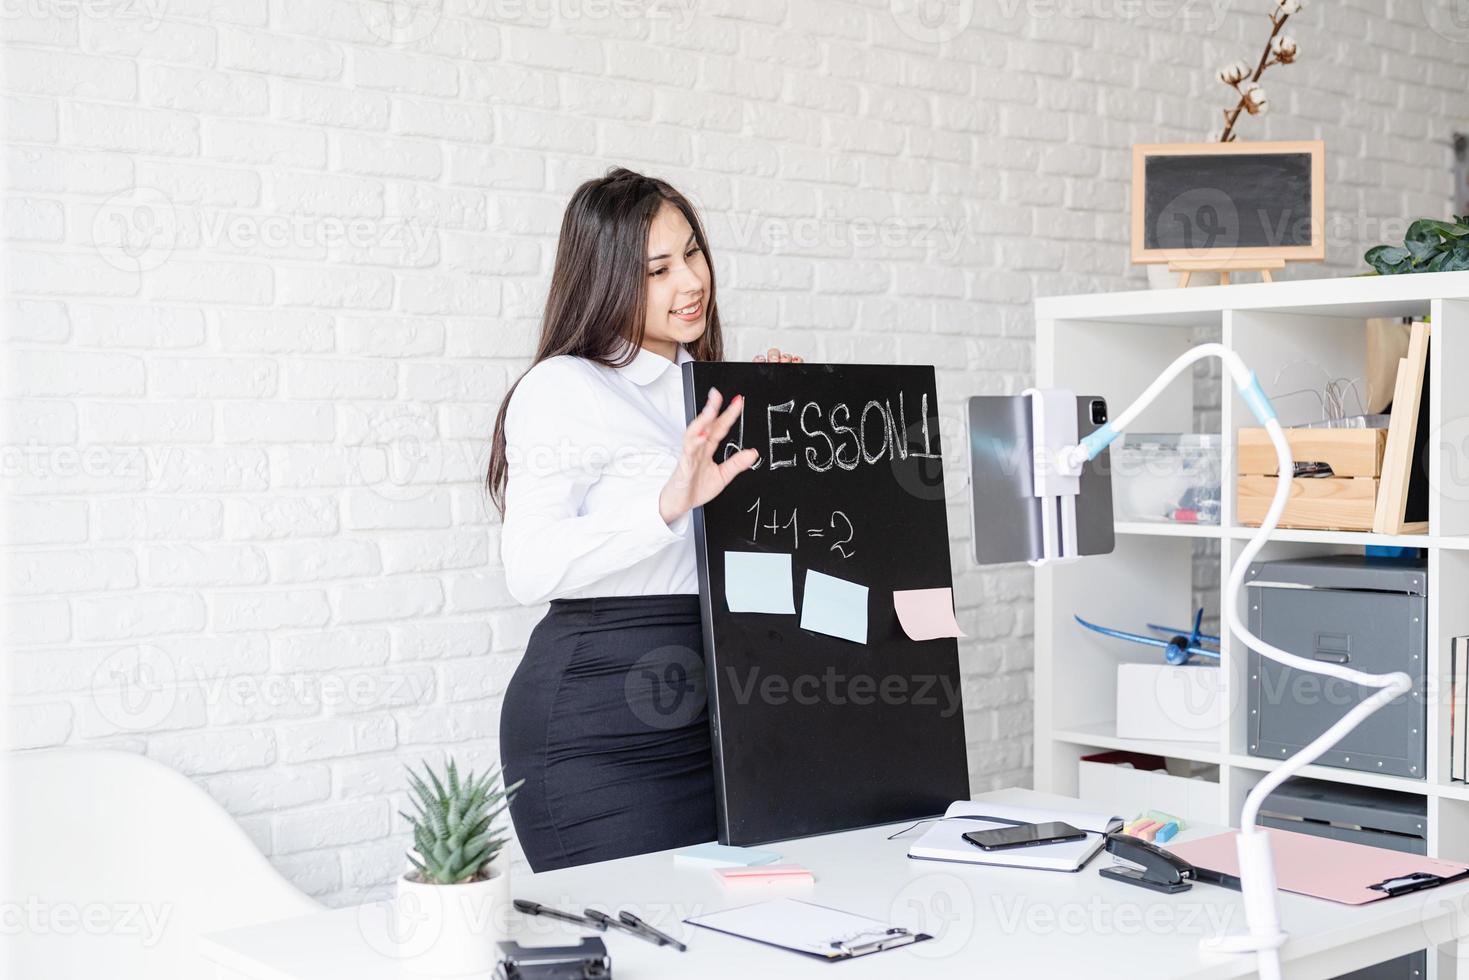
[[967, 394, 1115, 565]]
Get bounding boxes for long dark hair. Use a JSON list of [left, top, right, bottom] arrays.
[[486, 168, 724, 516]]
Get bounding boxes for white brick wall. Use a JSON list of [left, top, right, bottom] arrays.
[[4, 0, 1466, 906]]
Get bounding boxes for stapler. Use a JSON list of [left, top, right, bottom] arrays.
[[1099, 832, 1195, 894]]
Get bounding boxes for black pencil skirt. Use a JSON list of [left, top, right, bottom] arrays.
[[500, 594, 719, 872]]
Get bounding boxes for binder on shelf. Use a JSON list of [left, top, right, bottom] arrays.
[[684, 898, 929, 961], [1454, 636, 1468, 783]]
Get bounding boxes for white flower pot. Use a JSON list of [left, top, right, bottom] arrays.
[[392, 860, 511, 977]]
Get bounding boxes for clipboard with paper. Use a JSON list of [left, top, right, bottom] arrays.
[[684, 898, 930, 960], [1169, 828, 1469, 905], [906, 801, 1122, 872]]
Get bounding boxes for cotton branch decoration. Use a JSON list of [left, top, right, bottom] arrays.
[[1213, 0, 1304, 142]]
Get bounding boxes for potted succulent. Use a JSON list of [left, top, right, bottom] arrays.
[[394, 758, 522, 977]]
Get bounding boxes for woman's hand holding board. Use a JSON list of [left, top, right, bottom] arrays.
[[754, 347, 803, 364]]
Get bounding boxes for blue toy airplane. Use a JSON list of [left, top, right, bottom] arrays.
[[1074, 608, 1220, 665]]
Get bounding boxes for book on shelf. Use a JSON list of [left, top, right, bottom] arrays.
[[1454, 637, 1468, 784]]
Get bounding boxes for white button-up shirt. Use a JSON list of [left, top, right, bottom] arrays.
[[500, 342, 698, 604]]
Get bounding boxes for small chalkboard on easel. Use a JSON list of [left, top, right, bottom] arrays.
[[1131, 141, 1325, 285]]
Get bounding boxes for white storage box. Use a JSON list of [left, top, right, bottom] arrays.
[[1078, 753, 1221, 826], [1115, 663, 1225, 744]]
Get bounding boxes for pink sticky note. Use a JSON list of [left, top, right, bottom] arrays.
[[893, 588, 966, 641], [713, 863, 814, 885]]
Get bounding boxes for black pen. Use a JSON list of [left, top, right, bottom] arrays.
[[583, 908, 664, 946], [619, 910, 687, 952], [513, 898, 597, 928]]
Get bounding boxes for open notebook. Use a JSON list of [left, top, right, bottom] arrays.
[[907, 801, 1121, 872]]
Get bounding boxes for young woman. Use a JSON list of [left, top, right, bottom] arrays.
[[487, 168, 800, 872]]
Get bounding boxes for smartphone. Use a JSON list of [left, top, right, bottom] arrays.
[[962, 821, 1087, 852], [966, 394, 1115, 566]]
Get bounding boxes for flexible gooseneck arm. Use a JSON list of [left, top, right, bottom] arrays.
[[1062, 342, 1413, 980]]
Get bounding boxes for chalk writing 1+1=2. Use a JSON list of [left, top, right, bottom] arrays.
[[747, 498, 855, 559]]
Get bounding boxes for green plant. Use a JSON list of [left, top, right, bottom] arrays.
[[1365, 216, 1469, 275], [401, 758, 522, 885]]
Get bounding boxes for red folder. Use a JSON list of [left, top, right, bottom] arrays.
[[1170, 828, 1469, 905]]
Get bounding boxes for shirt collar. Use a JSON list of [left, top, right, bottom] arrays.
[[615, 340, 693, 386]]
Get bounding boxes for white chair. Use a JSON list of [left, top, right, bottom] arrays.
[[2, 748, 322, 980]]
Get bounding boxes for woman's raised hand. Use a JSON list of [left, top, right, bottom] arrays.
[[658, 388, 759, 525]]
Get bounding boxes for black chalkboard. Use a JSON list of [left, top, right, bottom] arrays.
[[1145, 153, 1313, 249], [1132, 142, 1324, 262], [682, 362, 970, 846]]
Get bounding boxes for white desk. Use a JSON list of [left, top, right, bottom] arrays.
[[201, 789, 1469, 979]]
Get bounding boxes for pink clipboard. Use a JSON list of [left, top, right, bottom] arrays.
[[1170, 828, 1469, 906]]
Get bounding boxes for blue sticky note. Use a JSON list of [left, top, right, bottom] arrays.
[[724, 552, 795, 614], [800, 570, 868, 644]]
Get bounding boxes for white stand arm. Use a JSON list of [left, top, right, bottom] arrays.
[[1043, 342, 1413, 980]]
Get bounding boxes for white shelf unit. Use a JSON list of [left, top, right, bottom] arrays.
[[1033, 272, 1469, 870]]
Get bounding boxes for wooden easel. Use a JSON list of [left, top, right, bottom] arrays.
[[1169, 258, 1287, 287]]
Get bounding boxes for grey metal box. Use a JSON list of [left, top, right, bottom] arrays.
[[1246, 556, 1427, 779], [1258, 776, 1427, 855], [1335, 953, 1425, 980]]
